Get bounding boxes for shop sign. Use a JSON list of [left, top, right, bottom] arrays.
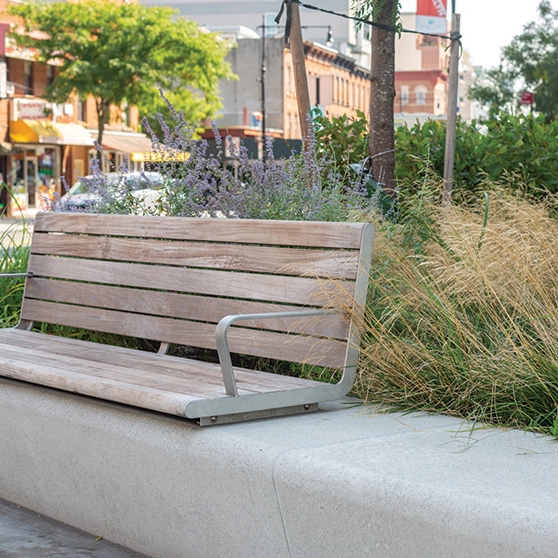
[[416, 0, 448, 35], [520, 91, 534, 105], [18, 100, 48, 120]]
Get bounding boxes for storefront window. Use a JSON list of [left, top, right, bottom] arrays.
[[10, 146, 60, 212], [38, 149, 54, 185]]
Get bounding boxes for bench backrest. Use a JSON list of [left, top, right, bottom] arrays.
[[21, 213, 373, 370]]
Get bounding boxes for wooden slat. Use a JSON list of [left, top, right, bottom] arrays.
[[1, 344, 254, 399], [24, 279, 350, 339], [1, 357, 192, 417], [27, 255, 353, 307], [33, 212, 365, 249], [0, 329, 322, 392], [30, 234, 359, 279], [20, 300, 348, 368]]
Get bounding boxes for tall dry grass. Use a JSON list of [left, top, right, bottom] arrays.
[[355, 183, 558, 437]]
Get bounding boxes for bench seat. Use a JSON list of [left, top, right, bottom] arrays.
[[0, 328, 326, 423], [0, 212, 374, 425]]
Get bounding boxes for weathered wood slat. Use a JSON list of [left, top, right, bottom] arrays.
[[24, 279, 350, 339], [0, 343, 274, 398], [30, 235, 359, 279], [2, 358, 193, 416], [0, 329, 323, 392], [32, 212, 365, 249], [20, 300, 348, 368], [27, 254, 353, 307]]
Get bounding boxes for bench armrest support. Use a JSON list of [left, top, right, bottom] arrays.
[[215, 309, 340, 397], [0, 272, 32, 278]]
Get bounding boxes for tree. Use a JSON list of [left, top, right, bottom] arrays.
[[353, 0, 400, 197], [468, 65, 519, 119], [8, 0, 235, 148], [470, 1, 558, 122]]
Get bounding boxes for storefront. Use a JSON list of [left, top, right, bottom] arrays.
[[9, 118, 94, 215], [95, 130, 153, 172]]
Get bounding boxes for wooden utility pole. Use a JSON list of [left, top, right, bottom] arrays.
[[442, 13, 461, 206], [289, 1, 313, 151]]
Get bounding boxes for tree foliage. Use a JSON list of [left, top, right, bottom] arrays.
[[8, 0, 235, 143], [470, 1, 558, 121]]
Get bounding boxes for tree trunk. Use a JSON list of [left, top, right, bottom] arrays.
[[95, 99, 110, 167], [369, 0, 396, 197]]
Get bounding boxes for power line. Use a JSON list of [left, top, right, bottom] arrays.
[[276, 0, 459, 42]]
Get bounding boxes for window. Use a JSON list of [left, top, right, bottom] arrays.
[[77, 97, 86, 122], [24, 61, 32, 95], [415, 86, 427, 106], [400, 86, 409, 107], [121, 102, 130, 127], [285, 65, 292, 96], [46, 65, 54, 88]]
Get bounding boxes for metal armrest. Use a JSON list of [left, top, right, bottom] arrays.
[[215, 309, 340, 397], [0, 272, 32, 278]]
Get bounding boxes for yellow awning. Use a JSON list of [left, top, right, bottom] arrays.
[[10, 120, 94, 146]]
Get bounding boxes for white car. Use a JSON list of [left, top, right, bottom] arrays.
[[59, 172, 165, 213]]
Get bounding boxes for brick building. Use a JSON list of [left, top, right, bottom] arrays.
[[207, 34, 370, 146]]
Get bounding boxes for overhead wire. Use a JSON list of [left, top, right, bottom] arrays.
[[276, 0, 460, 43]]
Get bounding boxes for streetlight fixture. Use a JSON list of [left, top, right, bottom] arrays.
[[300, 25, 334, 47]]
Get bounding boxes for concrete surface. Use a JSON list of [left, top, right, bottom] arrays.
[[0, 498, 149, 557], [1, 376, 557, 558]]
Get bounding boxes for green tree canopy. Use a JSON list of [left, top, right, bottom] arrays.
[[470, 1, 558, 121], [9, 0, 235, 145]]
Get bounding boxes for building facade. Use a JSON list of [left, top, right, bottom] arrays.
[[211, 36, 370, 143]]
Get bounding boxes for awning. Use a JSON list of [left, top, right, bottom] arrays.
[[10, 120, 94, 146], [100, 133, 153, 154]]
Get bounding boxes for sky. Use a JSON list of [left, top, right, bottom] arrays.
[[399, 0, 557, 69]]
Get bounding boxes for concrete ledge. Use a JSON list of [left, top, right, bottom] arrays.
[[1, 376, 557, 557]]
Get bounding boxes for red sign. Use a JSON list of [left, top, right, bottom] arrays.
[[520, 91, 534, 105], [417, 0, 447, 18], [416, 0, 447, 34]]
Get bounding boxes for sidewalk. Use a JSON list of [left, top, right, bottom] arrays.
[[0, 499, 149, 557]]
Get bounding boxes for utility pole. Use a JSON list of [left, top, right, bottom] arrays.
[[442, 12, 461, 206], [289, 1, 313, 152], [260, 15, 267, 163]]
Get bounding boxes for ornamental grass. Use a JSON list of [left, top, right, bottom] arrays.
[[353, 180, 558, 438]]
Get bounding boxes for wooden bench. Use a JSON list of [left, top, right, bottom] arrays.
[[0, 212, 374, 425]]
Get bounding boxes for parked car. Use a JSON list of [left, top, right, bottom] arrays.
[[59, 172, 165, 213]]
